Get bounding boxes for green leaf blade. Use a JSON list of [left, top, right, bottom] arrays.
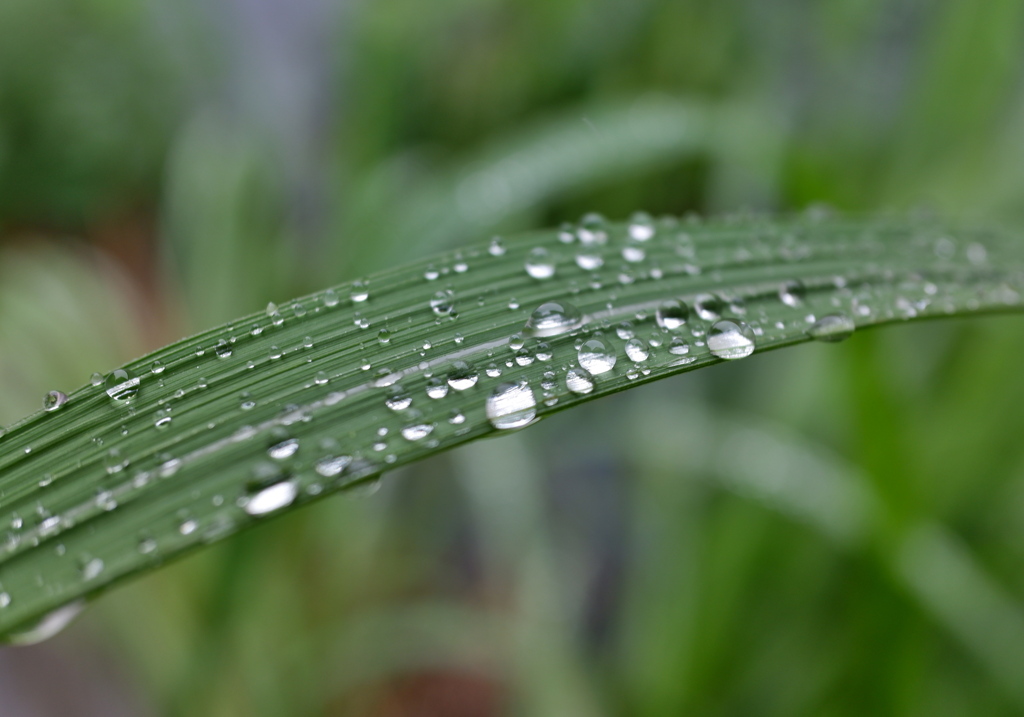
[[1, 212, 1022, 639]]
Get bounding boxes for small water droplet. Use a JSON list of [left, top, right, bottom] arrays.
[[779, 280, 806, 308], [489, 237, 506, 256], [708, 320, 756, 359], [266, 302, 284, 326], [316, 455, 352, 477], [577, 213, 608, 245], [150, 360, 165, 374], [694, 294, 724, 321], [351, 280, 369, 302], [486, 380, 537, 430], [622, 246, 646, 263], [625, 338, 650, 363], [386, 388, 412, 411], [656, 300, 689, 330], [525, 301, 583, 338], [105, 369, 140, 403], [81, 557, 104, 581], [89, 372, 103, 386], [43, 391, 68, 411], [525, 247, 556, 279], [628, 211, 655, 241], [323, 288, 340, 307], [447, 361, 479, 391], [566, 368, 594, 394], [215, 340, 233, 359], [430, 290, 455, 316], [575, 252, 604, 270], [244, 480, 298, 516], [668, 337, 693, 360], [578, 338, 617, 375], [268, 438, 299, 460], [401, 423, 434, 441], [807, 314, 855, 342], [426, 378, 449, 399]]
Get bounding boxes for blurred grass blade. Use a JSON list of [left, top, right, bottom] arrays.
[[1, 211, 1023, 640]]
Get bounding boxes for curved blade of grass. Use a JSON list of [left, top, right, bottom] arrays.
[[1, 211, 1023, 641]]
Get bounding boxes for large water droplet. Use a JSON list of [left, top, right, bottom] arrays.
[[625, 338, 649, 363], [2, 600, 85, 645], [486, 381, 537, 430], [244, 480, 298, 516], [656, 300, 689, 330], [43, 391, 68, 411], [525, 248, 556, 279], [694, 294, 724, 321], [566, 368, 594, 394], [105, 369, 140, 403], [807, 314, 855, 342], [525, 301, 583, 337], [578, 338, 617, 375], [708, 320, 756, 359]]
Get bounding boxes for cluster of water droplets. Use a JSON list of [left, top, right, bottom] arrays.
[[5, 210, 1022, 644]]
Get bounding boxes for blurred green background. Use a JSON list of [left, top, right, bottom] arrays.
[[3, 0, 1024, 714]]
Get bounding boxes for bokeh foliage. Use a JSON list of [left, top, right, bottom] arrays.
[[2, 0, 1024, 715]]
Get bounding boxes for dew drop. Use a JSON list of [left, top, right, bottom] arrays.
[[105, 369, 140, 403], [578, 338, 617, 375], [566, 368, 594, 394], [525, 247, 556, 279], [316, 455, 352, 477], [575, 253, 604, 270], [426, 378, 449, 399], [807, 313, 855, 342], [268, 438, 299, 460], [694, 294, 724, 321], [43, 391, 68, 412], [266, 302, 284, 326], [244, 480, 298, 516], [628, 211, 655, 241], [81, 557, 104, 581], [707, 320, 756, 359], [577, 213, 609, 245], [622, 246, 646, 263], [668, 337, 693, 360], [779, 280, 806, 308], [401, 423, 434, 441], [430, 290, 455, 316], [489, 237, 506, 256], [2, 600, 85, 645], [525, 301, 583, 338], [447, 361, 479, 391], [351, 280, 369, 302], [385, 389, 412, 412], [486, 380, 537, 430], [215, 340, 233, 359], [323, 288, 340, 307], [656, 300, 689, 330], [625, 338, 650, 363]]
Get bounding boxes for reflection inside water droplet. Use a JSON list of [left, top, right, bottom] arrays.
[[708, 320, 756, 359], [486, 381, 537, 429]]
